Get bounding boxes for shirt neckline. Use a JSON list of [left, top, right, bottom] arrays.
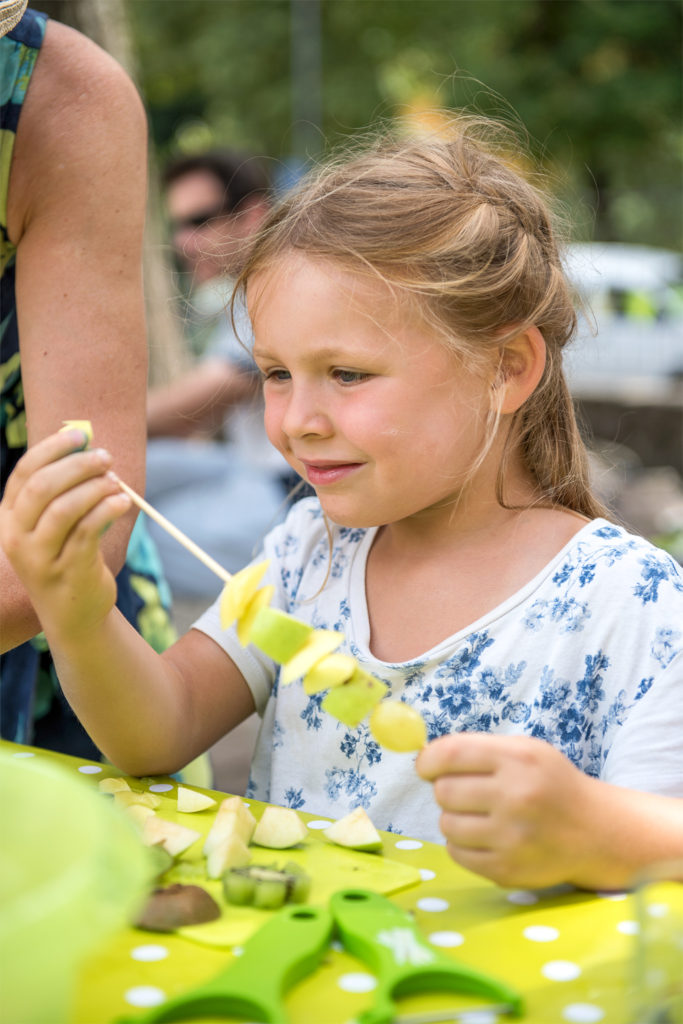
[[348, 516, 615, 665]]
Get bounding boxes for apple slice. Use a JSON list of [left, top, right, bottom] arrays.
[[251, 806, 308, 849], [124, 803, 156, 829], [219, 560, 270, 629], [114, 789, 162, 810], [237, 584, 275, 646], [206, 833, 251, 879], [248, 607, 313, 662], [303, 652, 356, 694], [321, 668, 388, 727], [142, 815, 202, 857], [204, 797, 257, 854], [177, 786, 217, 813], [280, 629, 345, 685], [368, 700, 427, 752], [324, 808, 382, 852], [98, 777, 131, 794]]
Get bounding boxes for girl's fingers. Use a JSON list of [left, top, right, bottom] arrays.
[[55, 490, 132, 565], [30, 475, 129, 563], [416, 733, 501, 780], [8, 446, 114, 534], [433, 773, 497, 814], [2, 429, 92, 503]]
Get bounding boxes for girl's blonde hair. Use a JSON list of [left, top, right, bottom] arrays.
[[236, 115, 607, 520]]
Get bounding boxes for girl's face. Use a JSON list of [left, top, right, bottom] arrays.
[[250, 254, 500, 530]]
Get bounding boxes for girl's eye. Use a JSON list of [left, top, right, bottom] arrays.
[[333, 369, 370, 385], [261, 368, 290, 382]]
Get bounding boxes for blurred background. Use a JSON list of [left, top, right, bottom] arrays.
[[31, 0, 683, 553]]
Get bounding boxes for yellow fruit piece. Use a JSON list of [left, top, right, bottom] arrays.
[[59, 419, 93, 445], [321, 668, 388, 727], [303, 652, 356, 694], [248, 607, 313, 663], [281, 629, 345, 686], [176, 785, 217, 813], [219, 560, 270, 629], [98, 777, 131, 794], [236, 584, 275, 646], [368, 700, 427, 752], [114, 789, 162, 810]]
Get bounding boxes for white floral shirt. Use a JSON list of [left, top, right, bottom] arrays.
[[194, 498, 683, 842]]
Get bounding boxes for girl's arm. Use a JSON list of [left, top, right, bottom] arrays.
[[416, 733, 683, 890], [0, 431, 255, 776]]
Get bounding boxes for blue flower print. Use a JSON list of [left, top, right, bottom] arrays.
[[300, 694, 325, 731], [634, 552, 678, 604], [325, 766, 377, 808], [576, 652, 609, 714], [651, 627, 681, 668], [284, 787, 305, 809]]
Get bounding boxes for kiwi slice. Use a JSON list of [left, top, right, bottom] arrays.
[[222, 863, 312, 908]]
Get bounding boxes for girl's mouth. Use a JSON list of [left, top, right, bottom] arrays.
[[300, 461, 362, 486]]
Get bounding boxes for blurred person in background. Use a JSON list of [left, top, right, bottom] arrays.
[[0, 0, 177, 759], [145, 149, 295, 601]]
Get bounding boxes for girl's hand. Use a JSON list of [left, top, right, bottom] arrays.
[[416, 733, 597, 889], [0, 429, 131, 641]]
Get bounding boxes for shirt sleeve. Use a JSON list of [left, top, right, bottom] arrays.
[[601, 650, 683, 797]]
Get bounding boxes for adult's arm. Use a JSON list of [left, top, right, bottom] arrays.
[[147, 358, 257, 438], [1, 20, 148, 652]]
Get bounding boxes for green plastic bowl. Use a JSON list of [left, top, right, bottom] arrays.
[[0, 751, 154, 1023]]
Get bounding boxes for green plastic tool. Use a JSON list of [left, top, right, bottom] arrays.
[[116, 903, 333, 1024], [330, 888, 524, 1023]]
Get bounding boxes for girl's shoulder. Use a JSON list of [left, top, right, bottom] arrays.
[[550, 517, 683, 604]]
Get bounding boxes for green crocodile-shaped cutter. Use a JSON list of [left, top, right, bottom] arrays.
[[115, 903, 333, 1024], [330, 888, 523, 1023]]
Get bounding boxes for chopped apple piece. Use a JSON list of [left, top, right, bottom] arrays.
[[204, 797, 257, 854], [251, 806, 308, 849], [248, 607, 313, 662], [303, 652, 356, 694], [142, 815, 202, 857], [369, 700, 427, 752], [177, 786, 217, 813], [124, 803, 156, 829], [324, 807, 382, 852], [114, 789, 162, 810], [98, 777, 131, 794], [219, 560, 270, 629], [206, 833, 251, 879], [280, 629, 345, 685], [237, 584, 275, 646], [321, 668, 388, 726]]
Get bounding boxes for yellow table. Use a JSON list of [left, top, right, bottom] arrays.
[[3, 741, 681, 1024]]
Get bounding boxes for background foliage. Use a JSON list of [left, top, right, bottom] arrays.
[[126, 0, 682, 249]]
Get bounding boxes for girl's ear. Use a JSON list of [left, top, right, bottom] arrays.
[[492, 326, 546, 415]]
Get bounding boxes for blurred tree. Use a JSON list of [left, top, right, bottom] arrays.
[[126, 0, 681, 249]]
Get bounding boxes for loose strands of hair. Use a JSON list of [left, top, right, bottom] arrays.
[[235, 113, 609, 523]]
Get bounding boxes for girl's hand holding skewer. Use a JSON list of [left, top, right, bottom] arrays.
[[0, 429, 131, 640]]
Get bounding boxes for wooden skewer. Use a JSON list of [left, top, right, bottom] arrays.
[[114, 475, 232, 585]]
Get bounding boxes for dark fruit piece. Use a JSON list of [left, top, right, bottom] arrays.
[[135, 884, 221, 931]]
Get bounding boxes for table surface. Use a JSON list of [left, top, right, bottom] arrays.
[[4, 740, 681, 1024]]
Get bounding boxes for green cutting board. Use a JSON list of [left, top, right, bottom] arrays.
[[176, 841, 421, 948]]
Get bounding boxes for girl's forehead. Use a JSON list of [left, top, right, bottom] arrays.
[[247, 251, 418, 324]]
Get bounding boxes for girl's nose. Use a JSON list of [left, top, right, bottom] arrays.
[[281, 385, 333, 440]]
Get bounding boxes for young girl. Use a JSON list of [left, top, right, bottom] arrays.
[[2, 118, 682, 891]]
